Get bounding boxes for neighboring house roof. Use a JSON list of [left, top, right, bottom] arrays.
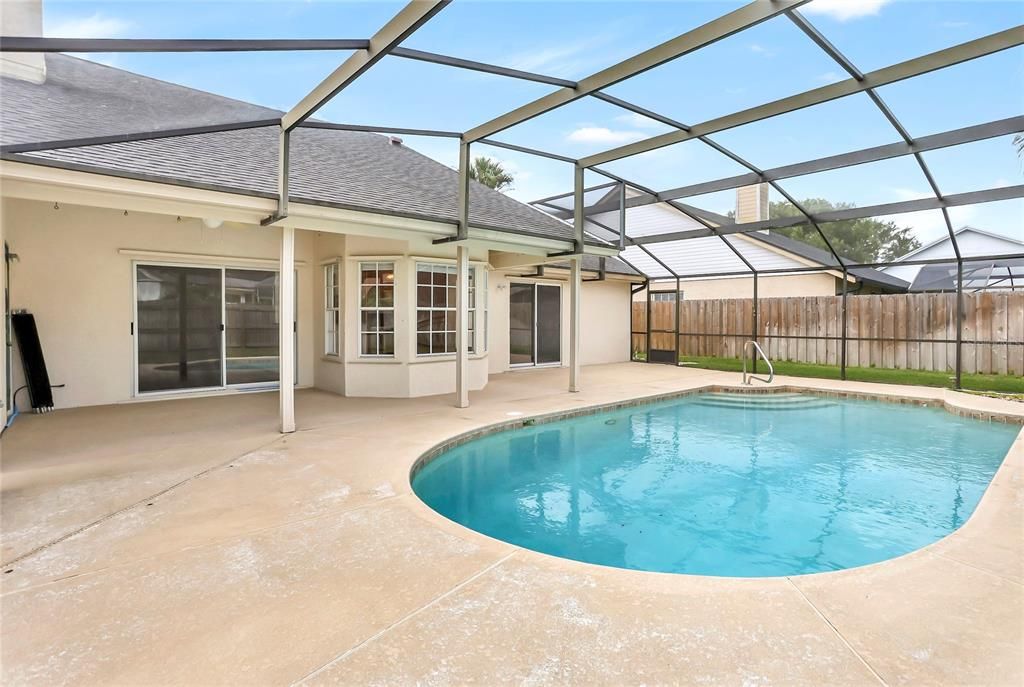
[[885, 225, 1024, 263], [1, 55, 639, 277], [746, 231, 909, 291]]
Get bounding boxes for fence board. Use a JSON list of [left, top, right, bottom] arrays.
[[635, 292, 1023, 375]]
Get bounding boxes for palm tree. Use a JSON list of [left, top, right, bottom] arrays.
[[468, 156, 514, 192], [1016, 133, 1024, 158]]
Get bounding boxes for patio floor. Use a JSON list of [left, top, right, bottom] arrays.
[[2, 363, 1021, 686]]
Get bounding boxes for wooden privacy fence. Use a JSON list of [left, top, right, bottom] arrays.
[[631, 292, 1024, 376]]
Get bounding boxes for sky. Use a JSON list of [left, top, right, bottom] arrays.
[[41, 0, 1024, 248]]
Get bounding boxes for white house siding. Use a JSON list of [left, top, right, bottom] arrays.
[[884, 229, 1024, 285]]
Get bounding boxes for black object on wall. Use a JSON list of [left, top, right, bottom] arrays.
[[11, 312, 54, 412]]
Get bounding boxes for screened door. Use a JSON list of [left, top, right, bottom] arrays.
[[135, 265, 222, 392], [509, 282, 561, 367]]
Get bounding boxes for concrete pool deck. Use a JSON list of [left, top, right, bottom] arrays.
[[1, 363, 1021, 685]]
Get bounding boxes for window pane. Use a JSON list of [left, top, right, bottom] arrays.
[[380, 311, 394, 332], [361, 311, 378, 333], [361, 333, 377, 356], [446, 333, 456, 353], [379, 264, 395, 284], [433, 270, 446, 286], [417, 333, 430, 355], [432, 287, 446, 308], [432, 333, 446, 352], [380, 334, 394, 356], [447, 287, 456, 308], [361, 267, 377, 285], [417, 268, 431, 285], [378, 285, 394, 307], [361, 285, 377, 308], [417, 309, 430, 331], [417, 285, 430, 308]]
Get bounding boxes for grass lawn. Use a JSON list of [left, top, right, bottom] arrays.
[[663, 355, 1024, 395]]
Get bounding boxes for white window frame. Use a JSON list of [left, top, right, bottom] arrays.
[[415, 262, 483, 356], [323, 262, 341, 357], [358, 261, 396, 357]]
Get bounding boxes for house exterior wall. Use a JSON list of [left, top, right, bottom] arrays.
[[1, 198, 316, 409], [883, 231, 1024, 285], [643, 273, 838, 300], [487, 269, 632, 375], [2, 197, 634, 409]]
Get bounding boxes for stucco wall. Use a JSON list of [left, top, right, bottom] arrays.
[[2, 198, 316, 409], [3, 197, 634, 408], [488, 268, 632, 375]]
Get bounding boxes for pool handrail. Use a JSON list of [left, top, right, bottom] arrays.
[[742, 341, 774, 385]]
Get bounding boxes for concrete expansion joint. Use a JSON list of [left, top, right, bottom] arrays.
[[1, 491, 411, 599], [933, 551, 1023, 587], [0, 434, 289, 570], [292, 549, 519, 685], [785, 577, 889, 687]]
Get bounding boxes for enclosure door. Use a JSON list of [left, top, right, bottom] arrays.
[[135, 265, 223, 393], [509, 282, 561, 367]]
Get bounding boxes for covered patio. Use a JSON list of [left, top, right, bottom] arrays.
[[2, 363, 1022, 685]]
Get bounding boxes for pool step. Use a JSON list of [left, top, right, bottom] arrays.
[[692, 392, 836, 411]]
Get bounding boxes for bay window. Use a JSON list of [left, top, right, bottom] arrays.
[[324, 262, 340, 356], [359, 261, 395, 357], [416, 262, 484, 355]]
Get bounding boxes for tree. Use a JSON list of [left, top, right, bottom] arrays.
[[1015, 133, 1024, 158], [468, 156, 514, 192], [768, 198, 921, 263]]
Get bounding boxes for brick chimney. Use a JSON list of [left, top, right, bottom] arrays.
[[1, 0, 46, 84], [735, 183, 769, 224]]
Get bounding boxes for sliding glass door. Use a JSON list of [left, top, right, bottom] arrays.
[[508, 282, 561, 367], [225, 269, 279, 385], [135, 265, 222, 393], [135, 264, 290, 394]]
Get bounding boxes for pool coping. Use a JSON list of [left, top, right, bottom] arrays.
[[408, 381, 1024, 582]]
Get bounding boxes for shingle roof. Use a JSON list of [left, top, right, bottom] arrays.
[[745, 231, 909, 291], [0, 54, 280, 146], [1, 54, 639, 277]]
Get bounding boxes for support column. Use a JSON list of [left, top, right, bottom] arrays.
[[455, 244, 470, 408], [751, 272, 758, 374], [569, 256, 582, 392], [955, 259, 964, 389], [674, 276, 681, 366], [840, 270, 848, 380], [279, 225, 296, 433]]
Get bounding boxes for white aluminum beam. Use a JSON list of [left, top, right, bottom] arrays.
[[569, 256, 582, 393], [279, 226, 296, 433], [455, 245, 470, 408], [463, 0, 810, 142], [580, 25, 1024, 167], [281, 0, 449, 131]]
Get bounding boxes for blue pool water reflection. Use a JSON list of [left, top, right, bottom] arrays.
[[413, 392, 1020, 577]]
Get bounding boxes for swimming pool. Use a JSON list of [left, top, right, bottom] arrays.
[[413, 391, 1020, 577]]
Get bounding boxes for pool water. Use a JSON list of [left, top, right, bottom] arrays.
[[413, 392, 1020, 577]]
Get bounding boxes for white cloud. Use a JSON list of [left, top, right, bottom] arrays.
[[505, 31, 620, 79], [749, 43, 777, 57], [815, 71, 843, 84], [47, 13, 133, 38], [566, 127, 645, 145], [613, 113, 672, 131], [803, 0, 890, 22]]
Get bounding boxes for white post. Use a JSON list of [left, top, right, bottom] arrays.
[[569, 255, 581, 393], [279, 225, 296, 433], [455, 244, 470, 408]]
